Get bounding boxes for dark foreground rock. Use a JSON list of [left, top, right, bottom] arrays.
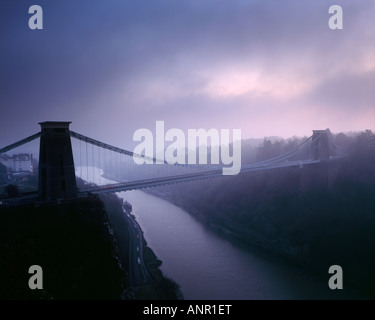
[[0, 196, 124, 299]]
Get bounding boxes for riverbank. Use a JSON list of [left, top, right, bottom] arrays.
[[144, 157, 375, 299], [76, 171, 183, 300], [99, 191, 183, 300]]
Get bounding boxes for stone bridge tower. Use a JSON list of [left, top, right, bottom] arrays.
[[311, 129, 330, 161], [38, 121, 77, 200]]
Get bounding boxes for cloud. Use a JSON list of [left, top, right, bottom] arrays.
[[1, 0, 374, 148], [307, 70, 375, 112]]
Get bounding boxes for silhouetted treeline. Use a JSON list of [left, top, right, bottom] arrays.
[[150, 130, 375, 298]]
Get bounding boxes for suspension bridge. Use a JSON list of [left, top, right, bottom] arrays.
[[0, 121, 342, 202]]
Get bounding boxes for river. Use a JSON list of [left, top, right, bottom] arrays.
[[77, 167, 356, 300]]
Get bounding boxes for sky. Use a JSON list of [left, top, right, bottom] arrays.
[[0, 0, 374, 151]]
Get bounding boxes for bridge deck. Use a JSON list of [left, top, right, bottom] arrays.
[[81, 159, 321, 195]]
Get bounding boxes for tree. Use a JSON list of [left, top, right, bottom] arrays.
[[5, 184, 19, 198], [0, 163, 8, 184], [256, 139, 282, 162]]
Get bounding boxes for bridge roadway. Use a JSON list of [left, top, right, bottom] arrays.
[[81, 159, 321, 195], [0, 159, 321, 207], [123, 207, 151, 286]]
